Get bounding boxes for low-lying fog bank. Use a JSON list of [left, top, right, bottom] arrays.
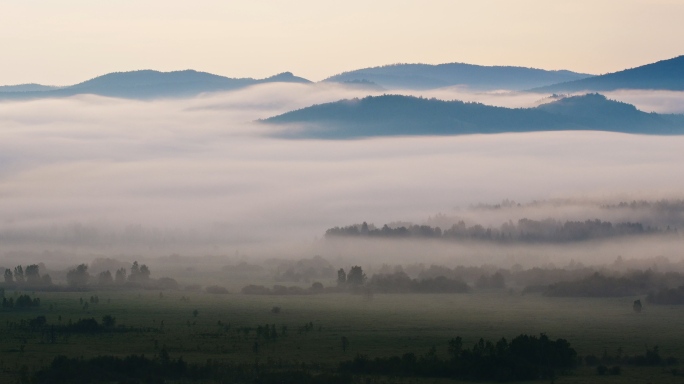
[[1, 85, 683, 270]]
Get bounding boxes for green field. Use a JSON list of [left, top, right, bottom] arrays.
[[1, 289, 682, 383]]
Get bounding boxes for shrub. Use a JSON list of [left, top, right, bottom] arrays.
[[205, 285, 229, 294]]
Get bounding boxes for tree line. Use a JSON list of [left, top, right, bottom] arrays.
[[3, 264, 53, 288], [67, 261, 152, 287], [341, 333, 576, 381], [1, 261, 181, 291], [325, 218, 671, 243], [31, 333, 578, 383]]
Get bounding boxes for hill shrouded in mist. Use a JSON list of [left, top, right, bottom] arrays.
[[263, 93, 684, 138], [324, 63, 592, 91], [0, 70, 312, 100], [0, 84, 62, 93], [530, 55, 684, 93]]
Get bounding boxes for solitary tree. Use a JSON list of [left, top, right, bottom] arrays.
[[25, 264, 41, 285], [337, 268, 346, 286], [66, 264, 90, 287], [346, 266, 366, 286], [139, 264, 151, 280], [131, 261, 140, 276], [13, 266, 25, 284], [4, 269, 13, 284], [633, 299, 643, 313], [114, 268, 127, 284]]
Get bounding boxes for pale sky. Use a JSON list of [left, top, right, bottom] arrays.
[[1, 0, 683, 85]]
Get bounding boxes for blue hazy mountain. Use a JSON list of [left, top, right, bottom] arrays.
[[263, 94, 684, 139], [324, 63, 593, 91], [0, 84, 62, 92], [530, 55, 684, 93], [0, 70, 311, 100]]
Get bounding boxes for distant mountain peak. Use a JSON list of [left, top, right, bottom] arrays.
[[263, 72, 312, 83]]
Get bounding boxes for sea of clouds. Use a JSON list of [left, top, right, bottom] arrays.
[[1, 83, 683, 262]]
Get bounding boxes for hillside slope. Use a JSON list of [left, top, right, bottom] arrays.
[[531, 56, 684, 93], [263, 94, 684, 138]]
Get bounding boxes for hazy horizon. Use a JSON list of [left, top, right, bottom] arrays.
[[2, 1, 684, 85]]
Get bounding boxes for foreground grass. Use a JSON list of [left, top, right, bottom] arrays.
[[0, 289, 681, 382]]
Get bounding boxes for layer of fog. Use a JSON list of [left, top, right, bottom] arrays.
[[1, 82, 684, 269], [318, 235, 684, 271]]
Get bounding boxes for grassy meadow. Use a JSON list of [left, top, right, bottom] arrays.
[[1, 289, 682, 383]]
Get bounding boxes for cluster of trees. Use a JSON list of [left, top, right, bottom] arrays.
[[2, 294, 40, 309], [16, 314, 162, 344], [3, 264, 52, 288], [337, 266, 366, 286], [236, 261, 684, 298], [584, 346, 677, 367], [326, 218, 668, 243], [205, 285, 229, 294], [340, 334, 576, 381], [66, 261, 153, 288], [475, 272, 506, 290], [415, 264, 587, 290], [646, 285, 684, 305], [367, 271, 470, 294]]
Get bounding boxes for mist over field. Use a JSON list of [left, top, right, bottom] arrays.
[[1, 83, 684, 268]]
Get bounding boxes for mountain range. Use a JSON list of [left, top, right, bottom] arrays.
[[0, 70, 311, 100], [0, 63, 589, 100], [262, 93, 684, 139], [1, 55, 682, 100]]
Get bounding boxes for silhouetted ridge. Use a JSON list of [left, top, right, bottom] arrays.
[[263, 94, 684, 138], [325, 62, 593, 91], [0, 69, 312, 100], [531, 55, 684, 92], [0, 83, 61, 92]]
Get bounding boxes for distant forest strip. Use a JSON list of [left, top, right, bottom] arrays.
[[31, 334, 679, 383], [326, 218, 676, 243], [238, 261, 684, 300], [32, 334, 578, 383]]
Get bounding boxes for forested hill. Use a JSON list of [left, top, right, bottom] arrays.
[[530, 55, 684, 93], [263, 93, 684, 138], [0, 70, 312, 100], [324, 63, 592, 91]]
